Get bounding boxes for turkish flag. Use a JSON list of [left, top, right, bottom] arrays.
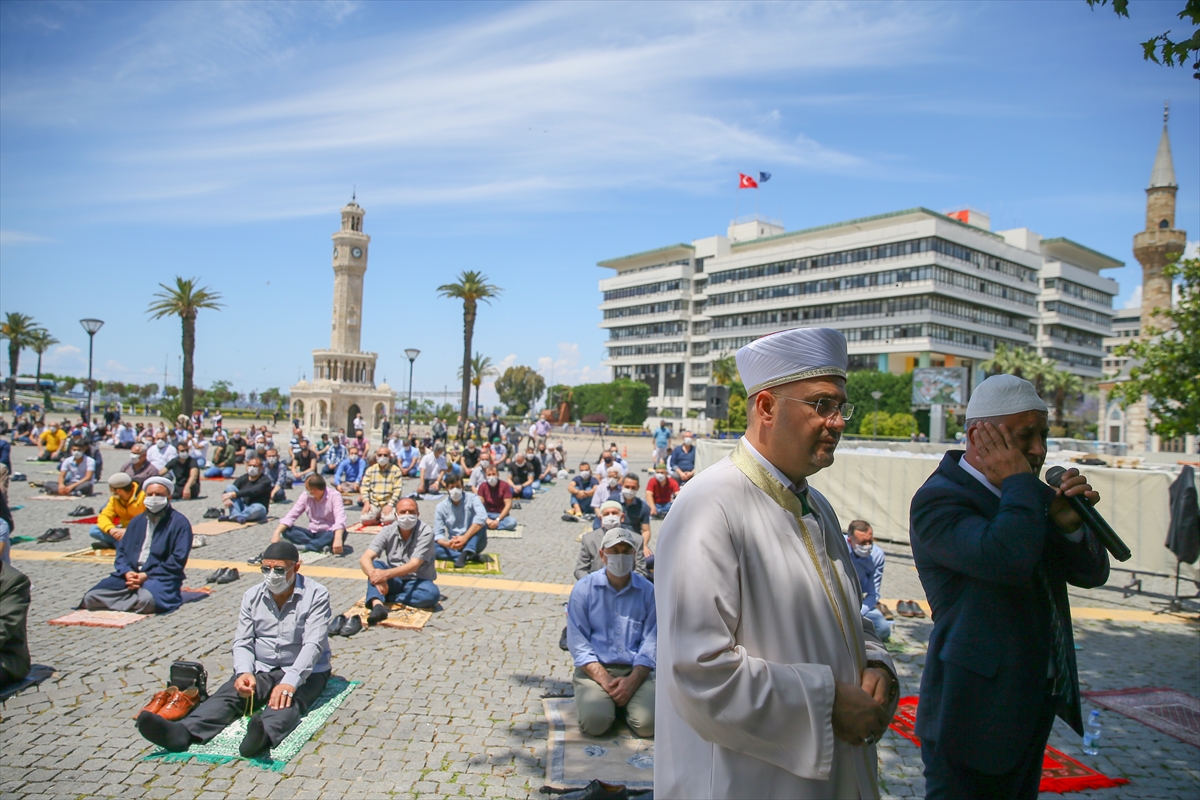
[[738, 173, 758, 189]]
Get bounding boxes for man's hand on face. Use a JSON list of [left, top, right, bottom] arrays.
[[973, 422, 1032, 486], [1048, 467, 1100, 533]]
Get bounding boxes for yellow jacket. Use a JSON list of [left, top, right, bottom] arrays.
[[39, 428, 67, 453], [97, 484, 146, 533]]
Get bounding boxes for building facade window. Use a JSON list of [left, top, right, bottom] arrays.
[[603, 279, 683, 303], [608, 321, 688, 341], [607, 341, 690, 358], [1042, 301, 1113, 329], [603, 300, 683, 320]]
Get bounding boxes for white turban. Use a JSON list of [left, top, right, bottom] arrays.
[[966, 374, 1047, 419], [735, 327, 848, 396], [142, 476, 175, 495]]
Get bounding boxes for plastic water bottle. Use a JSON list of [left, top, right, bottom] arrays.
[[1082, 710, 1102, 755]]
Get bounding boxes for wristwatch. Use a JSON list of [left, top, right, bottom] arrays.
[[867, 659, 900, 705]]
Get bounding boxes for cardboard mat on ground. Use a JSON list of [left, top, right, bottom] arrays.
[[190, 518, 275, 535], [49, 610, 149, 628], [542, 697, 654, 790], [342, 599, 432, 630]]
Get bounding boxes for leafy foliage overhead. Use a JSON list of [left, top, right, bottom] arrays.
[[494, 365, 545, 417], [1088, 0, 1200, 79]]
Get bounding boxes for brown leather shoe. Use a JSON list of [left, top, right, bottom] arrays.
[[158, 686, 199, 721], [910, 601, 927, 619], [138, 686, 178, 718], [876, 602, 894, 621]]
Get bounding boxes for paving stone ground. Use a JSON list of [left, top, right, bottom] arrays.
[[2, 429, 1197, 799]]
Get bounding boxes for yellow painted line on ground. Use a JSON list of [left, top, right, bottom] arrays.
[[10, 550, 574, 596]]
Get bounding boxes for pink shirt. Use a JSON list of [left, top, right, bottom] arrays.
[[280, 488, 347, 533]]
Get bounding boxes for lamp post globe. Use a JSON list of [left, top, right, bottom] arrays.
[[79, 318, 105, 424], [404, 349, 420, 437]]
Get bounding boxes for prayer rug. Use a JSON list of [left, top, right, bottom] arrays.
[[48, 610, 149, 628], [889, 696, 1130, 793], [435, 554, 502, 575], [144, 676, 360, 771], [62, 547, 117, 561], [347, 521, 382, 533], [180, 587, 213, 604], [0, 664, 56, 702], [10, 535, 36, 544], [542, 697, 654, 790], [190, 519, 271, 535], [31, 495, 82, 501], [298, 550, 331, 565], [1083, 687, 1200, 747], [489, 525, 523, 539], [342, 599, 433, 630], [64, 516, 100, 524]]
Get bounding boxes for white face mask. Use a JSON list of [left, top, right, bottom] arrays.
[[377, 456, 390, 466], [605, 553, 635, 577], [267, 457, 279, 466], [579, 470, 591, 480], [853, 543, 873, 558], [397, 514, 419, 530], [600, 514, 621, 530], [156, 441, 167, 450], [486, 475, 499, 487], [247, 466, 261, 477], [607, 477, 619, 488], [621, 488, 636, 501], [655, 473, 667, 484], [130, 452, 140, 461], [143, 496, 169, 514], [684, 438, 694, 446], [349, 455, 359, 463], [264, 570, 294, 594], [449, 487, 463, 502]]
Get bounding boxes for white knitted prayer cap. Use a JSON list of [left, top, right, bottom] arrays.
[[735, 327, 848, 396], [965, 374, 1047, 419]]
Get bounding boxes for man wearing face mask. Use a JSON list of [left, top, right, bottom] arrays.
[[398, 437, 422, 478], [261, 448, 290, 504], [261, 475, 346, 559], [333, 446, 366, 500], [361, 446, 403, 524], [352, 498, 439, 628], [594, 449, 627, 480], [433, 473, 489, 568], [136, 540, 333, 758], [567, 461, 599, 520], [846, 520, 890, 642], [575, 501, 648, 580], [667, 431, 697, 485], [477, 465, 518, 532], [508, 452, 540, 500], [645, 463, 680, 520], [80, 476, 193, 614], [90, 472, 146, 549], [417, 441, 448, 496], [37, 423, 68, 461], [594, 475, 653, 568], [204, 433, 237, 479], [566, 525, 657, 739], [468, 456, 491, 493], [322, 436, 347, 476], [121, 443, 160, 486], [590, 466, 624, 509], [221, 456, 272, 524], [48, 441, 95, 496]]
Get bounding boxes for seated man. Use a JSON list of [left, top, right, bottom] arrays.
[[359, 497, 440, 619], [290, 439, 318, 486], [667, 433, 696, 485], [80, 477, 192, 614], [566, 525, 656, 738], [0, 560, 31, 690], [593, 474, 653, 568], [645, 463, 680, 519], [333, 446, 366, 498], [115, 422, 137, 449], [37, 423, 68, 461], [314, 433, 331, 465], [568, 462, 599, 518], [508, 451, 540, 500], [265, 475, 346, 556], [477, 465, 517, 531], [148, 432, 200, 500], [322, 436, 347, 476], [433, 473, 488, 568], [397, 438, 421, 478], [221, 456, 273, 524], [90, 472, 146, 549], [536, 442, 561, 484], [261, 448, 290, 503], [488, 438, 508, 469], [121, 443, 161, 486], [136, 541, 332, 758], [417, 442, 448, 495], [468, 455, 492, 493], [461, 438, 483, 472], [574, 501, 648, 580], [360, 446, 403, 524], [846, 519, 890, 641], [594, 449, 627, 480], [590, 466, 623, 509], [48, 441, 95, 496], [204, 433, 237, 479]]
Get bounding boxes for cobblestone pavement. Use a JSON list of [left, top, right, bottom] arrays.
[[2, 432, 1198, 799]]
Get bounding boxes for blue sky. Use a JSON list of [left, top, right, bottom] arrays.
[[1, 0, 1196, 407]]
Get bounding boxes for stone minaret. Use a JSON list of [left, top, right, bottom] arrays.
[[1133, 102, 1187, 333], [330, 199, 370, 353]]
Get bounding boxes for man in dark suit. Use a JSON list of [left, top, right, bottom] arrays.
[[910, 374, 1109, 800]]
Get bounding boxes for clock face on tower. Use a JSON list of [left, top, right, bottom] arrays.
[[352, 247, 363, 258], [332, 246, 338, 258]]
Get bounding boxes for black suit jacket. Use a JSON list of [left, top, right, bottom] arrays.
[[910, 451, 1109, 774]]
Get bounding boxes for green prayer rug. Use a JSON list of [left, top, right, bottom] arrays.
[[144, 676, 360, 772], [435, 553, 501, 575]]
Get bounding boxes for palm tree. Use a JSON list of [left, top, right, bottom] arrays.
[[28, 329, 59, 406], [457, 352, 497, 420], [1, 312, 41, 408], [1043, 369, 1084, 428], [147, 277, 224, 417], [712, 353, 739, 386], [438, 271, 502, 440], [980, 342, 1020, 376]]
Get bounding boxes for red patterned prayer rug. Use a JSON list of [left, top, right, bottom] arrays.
[[888, 697, 1130, 794], [1083, 687, 1200, 748]]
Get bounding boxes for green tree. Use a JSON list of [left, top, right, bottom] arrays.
[[711, 353, 739, 386], [726, 393, 748, 431], [1109, 257, 1200, 439], [457, 352, 498, 419], [139, 383, 159, 400], [147, 277, 224, 418], [494, 365, 545, 417], [1043, 369, 1084, 429], [259, 387, 285, 409], [104, 381, 124, 397], [571, 379, 651, 426], [437, 270, 502, 440], [27, 328, 59, 406], [885, 413, 919, 438], [844, 370, 914, 434], [1088, 0, 1200, 79], [1, 312, 42, 408], [164, 385, 180, 399]]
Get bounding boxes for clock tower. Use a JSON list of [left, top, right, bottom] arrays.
[[330, 200, 369, 353]]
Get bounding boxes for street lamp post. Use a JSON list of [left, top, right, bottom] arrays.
[[870, 390, 883, 439], [79, 318, 105, 424], [404, 348, 420, 438]]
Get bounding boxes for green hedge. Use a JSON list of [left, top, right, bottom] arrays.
[[570, 379, 651, 426]]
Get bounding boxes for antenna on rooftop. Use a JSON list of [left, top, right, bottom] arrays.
[[352, 185, 357, 203]]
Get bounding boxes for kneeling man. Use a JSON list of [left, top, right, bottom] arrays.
[[137, 541, 333, 758], [359, 498, 440, 622], [433, 473, 489, 568], [566, 526, 656, 739], [81, 476, 192, 614]]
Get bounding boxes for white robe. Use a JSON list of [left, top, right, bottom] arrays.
[[654, 444, 895, 799]]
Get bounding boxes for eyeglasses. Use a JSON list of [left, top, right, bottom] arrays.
[[260, 566, 290, 576], [772, 394, 854, 420]]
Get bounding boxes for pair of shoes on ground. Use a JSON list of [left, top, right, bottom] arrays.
[[327, 614, 363, 637], [140, 685, 200, 721], [247, 553, 263, 566], [203, 508, 222, 519], [561, 513, 580, 523], [205, 567, 240, 584], [896, 600, 926, 619], [137, 705, 269, 757], [38, 528, 70, 543], [876, 602, 895, 621], [68, 504, 95, 517], [452, 551, 489, 569]]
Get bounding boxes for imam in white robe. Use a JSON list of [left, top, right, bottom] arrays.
[[654, 441, 896, 799]]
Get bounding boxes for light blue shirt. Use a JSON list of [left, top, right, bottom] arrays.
[[847, 537, 886, 612], [433, 493, 487, 539], [399, 445, 420, 470], [334, 456, 366, 486], [233, 574, 332, 688], [567, 569, 657, 669], [654, 427, 671, 448]]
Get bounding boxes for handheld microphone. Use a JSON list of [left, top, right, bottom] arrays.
[[1044, 466, 1131, 562]]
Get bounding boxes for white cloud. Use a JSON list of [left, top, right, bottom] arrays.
[[42, 344, 84, 370], [0, 230, 55, 245], [1122, 284, 1142, 310], [1185, 240, 1199, 260]]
